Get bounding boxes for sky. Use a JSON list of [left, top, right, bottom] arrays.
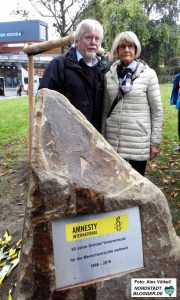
[[1, 0, 57, 39], [1, 0, 38, 22]]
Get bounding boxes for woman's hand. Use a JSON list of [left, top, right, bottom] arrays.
[[150, 145, 160, 160]]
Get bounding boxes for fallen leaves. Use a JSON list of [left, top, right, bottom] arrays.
[[0, 170, 14, 177], [162, 177, 178, 184], [149, 162, 158, 169], [148, 144, 180, 237], [170, 191, 179, 199], [169, 159, 179, 167]]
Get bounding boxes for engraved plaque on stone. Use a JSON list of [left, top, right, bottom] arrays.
[[52, 206, 143, 289]]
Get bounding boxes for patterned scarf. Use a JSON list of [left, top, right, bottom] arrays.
[[117, 60, 138, 93]]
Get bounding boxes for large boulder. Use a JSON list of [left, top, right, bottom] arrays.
[[17, 88, 180, 300]]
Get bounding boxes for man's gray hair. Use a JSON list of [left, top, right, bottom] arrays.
[[112, 31, 141, 59], [74, 19, 104, 43]]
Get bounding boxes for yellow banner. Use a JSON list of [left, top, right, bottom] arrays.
[[65, 214, 128, 242]]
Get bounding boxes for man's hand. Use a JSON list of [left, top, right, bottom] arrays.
[[150, 145, 160, 160]]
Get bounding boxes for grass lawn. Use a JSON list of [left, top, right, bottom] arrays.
[[0, 96, 28, 166], [148, 83, 180, 235], [0, 96, 28, 146], [0, 86, 179, 234]]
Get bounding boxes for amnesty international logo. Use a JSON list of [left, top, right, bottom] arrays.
[[65, 214, 128, 242]]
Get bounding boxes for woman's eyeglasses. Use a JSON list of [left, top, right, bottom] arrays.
[[118, 44, 135, 50]]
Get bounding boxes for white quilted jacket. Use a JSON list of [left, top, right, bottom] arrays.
[[102, 60, 163, 161]]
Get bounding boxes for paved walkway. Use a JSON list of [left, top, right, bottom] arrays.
[[0, 88, 27, 99]]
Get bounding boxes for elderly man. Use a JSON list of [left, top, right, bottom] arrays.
[[39, 19, 106, 132]]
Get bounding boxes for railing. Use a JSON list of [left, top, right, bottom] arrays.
[[0, 53, 55, 63]]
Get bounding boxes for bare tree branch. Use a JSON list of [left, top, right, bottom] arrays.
[[12, 0, 96, 37]]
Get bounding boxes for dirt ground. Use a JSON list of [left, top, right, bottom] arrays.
[[0, 159, 30, 300]]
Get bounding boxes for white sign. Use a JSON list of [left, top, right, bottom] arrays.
[[52, 206, 143, 289], [40, 25, 46, 40]]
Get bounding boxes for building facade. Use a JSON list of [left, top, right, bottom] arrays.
[[0, 20, 55, 87]]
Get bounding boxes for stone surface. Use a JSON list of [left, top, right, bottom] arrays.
[[17, 88, 180, 300]]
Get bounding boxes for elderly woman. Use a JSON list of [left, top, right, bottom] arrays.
[[103, 31, 163, 176]]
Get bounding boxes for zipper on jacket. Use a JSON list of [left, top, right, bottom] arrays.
[[116, 96, 124, 153], [136, 120, 148, 135]]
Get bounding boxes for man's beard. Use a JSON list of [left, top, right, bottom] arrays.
[[85, 51, 97, 60]]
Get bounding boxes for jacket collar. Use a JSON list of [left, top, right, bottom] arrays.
[[110, 59, 148, 80], [76, 49, 98, 66], [66, 47, 106, 73]]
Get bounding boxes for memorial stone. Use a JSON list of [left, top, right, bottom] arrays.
[[17, 88, 180, 300]]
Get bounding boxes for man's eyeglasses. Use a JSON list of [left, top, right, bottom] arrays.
[[118, 44, 135, 50]]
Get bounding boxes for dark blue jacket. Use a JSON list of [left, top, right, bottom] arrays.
[[39, 47, 106, 132], [170, 73, 180, 109]]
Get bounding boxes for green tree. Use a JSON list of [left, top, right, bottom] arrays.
[[99, 0, 149, 50], [142, 20, 179, 68], [141, 0, 180, 22]]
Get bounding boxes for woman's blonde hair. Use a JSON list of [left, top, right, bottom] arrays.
[[112, 31, 141, 59]]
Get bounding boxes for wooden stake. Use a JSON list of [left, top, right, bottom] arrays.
[[28, 54, 34, 161], [23, 34, 74, 56]]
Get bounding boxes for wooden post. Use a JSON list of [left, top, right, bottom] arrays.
[[23, 34, 74, 56], [28, 54, 34, 161]]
